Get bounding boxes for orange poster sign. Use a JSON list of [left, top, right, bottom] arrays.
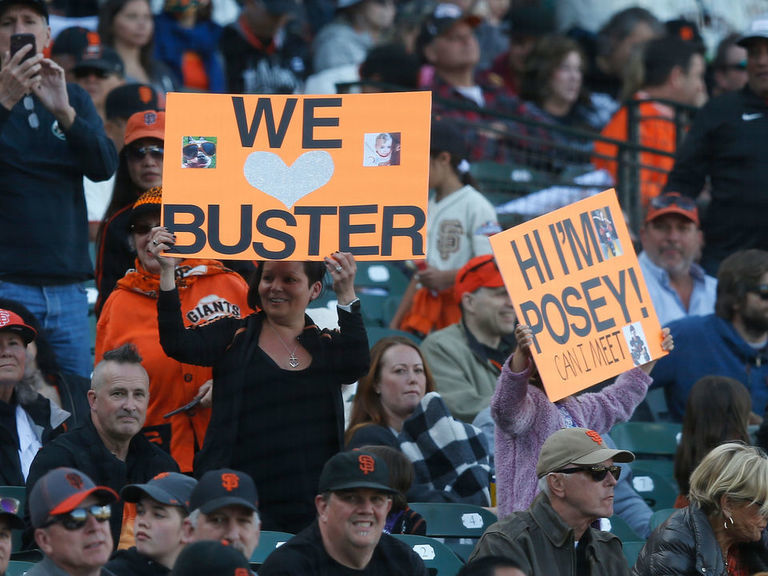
[[161, 92, 431, 260], [490, 189, 667, 401]]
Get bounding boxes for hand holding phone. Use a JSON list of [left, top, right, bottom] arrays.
[[10, 33, 36, 63]]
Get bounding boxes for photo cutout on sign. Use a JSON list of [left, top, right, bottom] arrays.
[[363, 132, 401, 166], [623, 322, 650, 366], [591, 207, 622, 260], [182, 136, 217, 168]]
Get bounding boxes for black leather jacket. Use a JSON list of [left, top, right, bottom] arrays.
[[633, 505, 768, 575]]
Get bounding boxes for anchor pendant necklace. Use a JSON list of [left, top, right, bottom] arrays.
[[268, 321, 300, 368]]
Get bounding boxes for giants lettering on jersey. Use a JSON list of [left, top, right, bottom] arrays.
[[186, 295, 241, 324]]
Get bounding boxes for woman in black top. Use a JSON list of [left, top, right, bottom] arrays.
[[151, 228, 370, 533]]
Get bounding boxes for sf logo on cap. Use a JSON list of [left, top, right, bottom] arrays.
[[221, 473, 239, 492], [586, 430, 603, 445], [66, 473, 84, 490], [358, 455, 375, 475], [0, 311, 9, 327]]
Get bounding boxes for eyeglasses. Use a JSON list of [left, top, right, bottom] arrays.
[[42, 505, 111, 531], [557, 465, 622, 482], [23, 95, 39, 130], [649, 193, 697, 213], [748, 284, 768, 301], [130, 223, 158, 235], [183, 142, 216, 158], [0, 497, 20, 515], [126, 146, 164, 162], [74, 68, 110, 80]]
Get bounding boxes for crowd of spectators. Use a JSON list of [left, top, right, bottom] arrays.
[[3, 0, 768, 573]]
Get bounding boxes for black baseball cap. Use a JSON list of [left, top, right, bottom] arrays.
[[0, 497, 24, 530], [189, 469, 259, 515], [121, 472, 197, 514], [105, 83, 159, 121], [73, 44, 124, 77], [418, 3, 480, 52], [171, 540, 251, 576], [0, 0, 48, 21], [319, 450, 397, 494], [51, 26, 95, 57]]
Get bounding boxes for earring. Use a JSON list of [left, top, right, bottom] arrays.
[[723, 514, 734, 530]]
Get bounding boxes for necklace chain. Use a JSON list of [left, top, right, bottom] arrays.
[[267, 321, 300, 368]]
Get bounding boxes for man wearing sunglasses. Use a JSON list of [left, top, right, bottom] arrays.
[[649, 249, 768, 423], [27, 467, 118, 576], [470, 428, 634, 576], [72, 43, 125, 125], [665, 14, 768, 275]]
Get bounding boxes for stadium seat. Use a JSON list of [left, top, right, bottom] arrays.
[[5, 561, 35, 576], [365, 326, 421, 347], [408, 502, 497, 562], [622, 541, 645, 569], [630, 464, 679, 510], [609, 422, 681, 458], [249, 531, 294, 566], [391, 534, 464, 576], [649, 508, 676, 532], [606, 515, 642, 541]]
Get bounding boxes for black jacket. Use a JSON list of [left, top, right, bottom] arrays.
[[25, 417, 178, 549], [633, 505, 768, 575], [0, 392, 67, 486], [104, 547, 170, 576], [158, 289, 370, 532], [664, 85, 768, 272]]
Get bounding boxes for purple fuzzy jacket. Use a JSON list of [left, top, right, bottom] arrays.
[[492, 359, 652, 518]]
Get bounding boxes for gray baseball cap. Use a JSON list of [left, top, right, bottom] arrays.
[[29, 467, 118, 528]]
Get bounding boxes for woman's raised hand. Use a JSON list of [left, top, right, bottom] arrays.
[[324, 251, 357, 306], [148, 226, 177, 290]]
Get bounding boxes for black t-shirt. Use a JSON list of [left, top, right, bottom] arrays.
[[258, 521, 429, 576]]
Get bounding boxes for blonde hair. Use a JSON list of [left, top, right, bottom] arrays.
[[688, 443, 768, 517]]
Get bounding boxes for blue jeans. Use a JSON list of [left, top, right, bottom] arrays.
[[0, 280, 92, 378]]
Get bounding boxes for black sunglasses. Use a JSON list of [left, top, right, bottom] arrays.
[[127, 145, 164, 162], [43, 504, 111, 531], [183, 142, 216, 158], [558, 465, 622, 482], [74, 68, 109, 80], [649, 194, 697, 213], [130, 222, 158, 235], [748, 284, 768, 301]]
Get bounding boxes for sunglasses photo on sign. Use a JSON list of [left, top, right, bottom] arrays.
[[182, 136, 217, 169]]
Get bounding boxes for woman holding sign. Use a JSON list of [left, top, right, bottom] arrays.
[[492, 323, 673, 518], [151, 229, 370, 533]]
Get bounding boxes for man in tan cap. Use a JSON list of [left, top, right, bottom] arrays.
[[469, 427, 633, 575]]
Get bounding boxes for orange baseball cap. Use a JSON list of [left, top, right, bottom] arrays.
[[124, 110, 165, 146]]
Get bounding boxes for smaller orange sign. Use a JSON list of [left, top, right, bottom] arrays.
[[490, 189, 666, 401], [161, 92, 431, 261]]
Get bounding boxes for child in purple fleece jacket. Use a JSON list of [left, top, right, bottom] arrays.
[[493, 324, 673, 517]]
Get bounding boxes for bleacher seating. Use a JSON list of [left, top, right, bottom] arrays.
[[408, 502, 498, 562], [391, 534, 464, 576]]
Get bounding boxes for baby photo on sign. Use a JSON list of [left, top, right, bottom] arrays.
[[623, 322, 650, 366], [591, 207, 622, 260], [182, 136, 217, 168], [363, 132, 401, 166]]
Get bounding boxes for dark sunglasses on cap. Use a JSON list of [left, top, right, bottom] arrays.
[[649, 194, 697, 212], [127, 146, 164, 162], [558, 465, 622, 482], [0, 497, 20, 515], [748, 284, 768, 301], [183, 142, 216, 158], [42, 504, 111, 531]]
